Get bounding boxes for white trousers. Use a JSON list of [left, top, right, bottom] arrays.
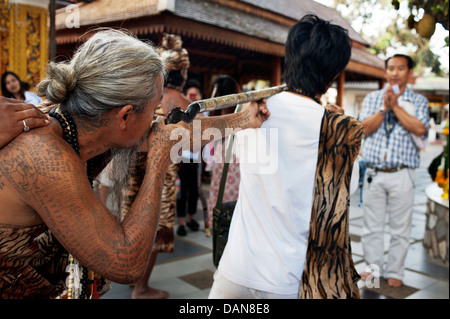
[[208, 269, 299, 299], [361, 167, 415, 281]]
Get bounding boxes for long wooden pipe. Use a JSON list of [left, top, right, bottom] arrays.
[[166, 84, 287, 124]]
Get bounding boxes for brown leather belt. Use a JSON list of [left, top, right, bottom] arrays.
[[366, 164, 408, 173]]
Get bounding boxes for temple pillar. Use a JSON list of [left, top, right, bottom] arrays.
[[270, 56, 281, 86], [336, 71, 345, 107], [0, 0, 49, 90]]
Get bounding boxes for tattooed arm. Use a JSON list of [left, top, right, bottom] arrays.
[[166, 100, 270, 154], [0, 118, 176, 284], [139, 99, 269, 156]]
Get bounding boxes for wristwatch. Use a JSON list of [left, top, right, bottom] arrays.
[[379, 106, 386, 115]]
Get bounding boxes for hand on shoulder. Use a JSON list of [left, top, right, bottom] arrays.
[[0, 97, 50, 149], [325, 103, 345, 114]]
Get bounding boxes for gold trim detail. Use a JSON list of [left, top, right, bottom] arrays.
[[0, 2, 48, 90]]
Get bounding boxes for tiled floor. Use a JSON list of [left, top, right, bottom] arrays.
[[103, 143, 449, 299]]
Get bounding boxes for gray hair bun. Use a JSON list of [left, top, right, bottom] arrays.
[[36, 62, 77, 104], [36, 29, 165, 119]]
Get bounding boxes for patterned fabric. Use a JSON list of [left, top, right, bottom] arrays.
[[119, 153, 177, 253], [119, 102, 177, 253], [154, 103, 176, 252], [157, 33, 190, 71], [207, 137, 240, 227], [358, 86, 429, 169], [154, 163, 177, 252], [0, 223, 68, 299], [299, 110, 363, 299]]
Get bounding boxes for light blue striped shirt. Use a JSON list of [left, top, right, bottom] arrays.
[[358, 86, 429, 169]]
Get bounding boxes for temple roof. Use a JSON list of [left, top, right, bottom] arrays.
[[239, 0, 368, 45], [55, 0, 385, 81], [56, 0, 160, 28], [56, 0, 367, 46]]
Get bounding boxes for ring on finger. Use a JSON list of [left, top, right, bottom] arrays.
[[23, 120, 30, 132]]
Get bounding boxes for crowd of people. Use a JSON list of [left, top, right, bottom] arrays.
[[0, 12, 430, 300]]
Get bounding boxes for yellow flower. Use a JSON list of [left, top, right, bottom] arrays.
[[435, 169, 449, 187]]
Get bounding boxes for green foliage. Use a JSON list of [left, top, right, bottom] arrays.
[[328, 0, 448, 76], [406, 0, 449, 31]]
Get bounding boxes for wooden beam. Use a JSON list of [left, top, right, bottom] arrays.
[[209, 0, 296, 27], [49, 0, 56, 61], [346, 60, 385, 80], [187, 47, 237, 62], [163, 15, 285, 57], [336, 71, 345, 107], [270, 56, 281, 86]]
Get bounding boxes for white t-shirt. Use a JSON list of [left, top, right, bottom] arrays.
[[218, 92, 325, 295], [24, 91, 42, 106]]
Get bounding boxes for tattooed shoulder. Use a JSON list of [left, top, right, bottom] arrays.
[[0, 130, 82, 203]]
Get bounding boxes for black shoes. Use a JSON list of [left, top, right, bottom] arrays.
[[187, 219, 199, 231], [177, 219, 200, 237], [176, 225, 187, 236]]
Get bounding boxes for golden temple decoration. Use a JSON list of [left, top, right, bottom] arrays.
[[0, 1, 48, 92], [0, 0, 10, 76]]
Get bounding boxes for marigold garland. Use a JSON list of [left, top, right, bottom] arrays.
[[435, 121, 449, 200]]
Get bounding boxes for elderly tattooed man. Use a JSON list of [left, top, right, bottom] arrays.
[[0, 29, 269, 299], [110, 33, 193, 299]]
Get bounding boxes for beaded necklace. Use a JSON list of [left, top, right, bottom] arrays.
[[49, 107, 80, 155], [49, 107, 96, 299], [288, 87, 321, 105]]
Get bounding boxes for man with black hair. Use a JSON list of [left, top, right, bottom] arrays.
[[209, 14, 362, 299], [358, 54, 429, 288]]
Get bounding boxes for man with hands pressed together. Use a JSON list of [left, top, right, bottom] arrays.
[[358, 54, 429, 288]]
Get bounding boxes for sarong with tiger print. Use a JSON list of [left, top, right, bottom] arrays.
[[299, 110, 362, 299], [0, 223, 68, 299], [119, 153, 177, 253]]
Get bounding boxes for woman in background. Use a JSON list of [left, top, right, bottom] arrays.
[[1, 71, 42, 105], [206, 75, 242, 230]]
